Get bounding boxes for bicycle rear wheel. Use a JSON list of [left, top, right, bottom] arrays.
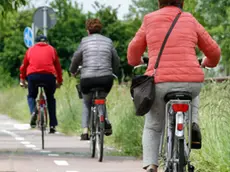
[[96, 117, 104, 162], [177, 139, 185, 172], [90, 106, 96, 158], [96, 105, 105, 162]]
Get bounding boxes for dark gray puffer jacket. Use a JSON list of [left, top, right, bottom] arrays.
[[69, 34, 120, 79]]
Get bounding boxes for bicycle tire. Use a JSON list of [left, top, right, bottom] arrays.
[[40, 108, 45, 150], [90, 106, 96, 158], [178, 139, 185, 172], [96, 105, 105, 162], [96, 117, 104, 162]]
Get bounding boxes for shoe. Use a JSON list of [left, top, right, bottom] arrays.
[[104, 119, 112, 136], [30, 113, 37, 128], [80, 133, 89, 140], [191, 122, 202, 149], [49, 126, 56, 134]]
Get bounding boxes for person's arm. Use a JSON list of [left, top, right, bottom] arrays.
[[69, 42, 83, 75], [111, 47, 120, 76], [53, 48, 63, 84], [196, 18, 221, 67], [20, 49, 30, 82], [127, 17, 147, 66]]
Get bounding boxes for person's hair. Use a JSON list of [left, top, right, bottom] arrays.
[[35, 35, 48, 43], [158, 0, 184, 8], [85, 18, 102, 34]]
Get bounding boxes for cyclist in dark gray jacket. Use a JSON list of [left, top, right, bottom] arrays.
[[69, 18, 120, 140]]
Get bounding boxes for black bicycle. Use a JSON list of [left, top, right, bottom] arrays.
[[89, 88, 107, 162]]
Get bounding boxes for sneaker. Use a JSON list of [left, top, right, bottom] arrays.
[[104, 120, 112, 136], [80, 133, 89, 140], [49, 126, 56, 134], [30, 113, 37, 128], [191, 122, 202, 149]]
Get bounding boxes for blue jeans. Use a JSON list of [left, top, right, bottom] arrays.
[[27, 73, 57, 127]]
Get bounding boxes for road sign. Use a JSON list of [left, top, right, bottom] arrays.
[[23, 27, 33, 48], [33, 6, 57, 29]]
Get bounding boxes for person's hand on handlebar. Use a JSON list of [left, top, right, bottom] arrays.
[[198, 57, 206, 68], [56, 82, 62, 88], [20, 79, 27, 88]]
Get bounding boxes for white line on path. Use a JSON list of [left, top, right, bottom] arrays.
[[20, 141, 30, 145], [13, 124, 30, 130], [15, 137, 25, 141], [48, 154, 59, 157], [25, 144, 36, 148], [32, 147, 41, 150], [54, 160, 69, 166], [40, 150, 51, 153], [1, 130, 19, 138]]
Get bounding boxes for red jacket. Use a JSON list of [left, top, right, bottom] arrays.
[[127, 6, 221, 83], [20, 43, 63, 83]]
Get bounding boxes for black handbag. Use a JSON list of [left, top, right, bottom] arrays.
[[130, 12, 182, 116]]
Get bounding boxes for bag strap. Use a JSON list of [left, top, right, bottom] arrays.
[[153, 12, 182, 74]]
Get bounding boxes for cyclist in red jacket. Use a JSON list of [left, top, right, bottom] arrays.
[[20, 35, 63, 133]]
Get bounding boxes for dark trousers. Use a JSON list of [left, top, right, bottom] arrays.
[[27, 73, 57, 127], [80, 75, 114, 94]]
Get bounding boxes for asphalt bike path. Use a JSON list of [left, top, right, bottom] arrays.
[[0, 114, 143, 172]]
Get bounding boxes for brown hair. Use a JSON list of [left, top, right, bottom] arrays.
[[85, 18, 102, 34], [158, 0, 184, 8]]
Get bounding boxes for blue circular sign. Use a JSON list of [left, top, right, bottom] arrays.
[[23, 27, 33, 48]]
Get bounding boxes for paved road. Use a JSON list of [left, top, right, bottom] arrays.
[[0, 114, 142, 172]]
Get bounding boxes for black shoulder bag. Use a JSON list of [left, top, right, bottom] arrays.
[[130, 12, 182, 116]]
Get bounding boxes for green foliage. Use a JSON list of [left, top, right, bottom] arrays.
[[0, 0, 27, 15], [0, 10, 32, 77]]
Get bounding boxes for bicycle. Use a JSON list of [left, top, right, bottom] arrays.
[[133, 57, 205, 172], [89, 88, 107, 162], [35, 85, 48, 150], [20, 83, 48, 150]]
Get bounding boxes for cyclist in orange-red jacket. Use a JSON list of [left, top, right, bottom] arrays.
[[20, 35, 63, 133]]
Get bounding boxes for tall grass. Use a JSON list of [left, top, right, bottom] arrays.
[[0, 73, 229, 171]]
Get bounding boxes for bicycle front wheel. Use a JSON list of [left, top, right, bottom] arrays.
[[40, 108, 45, 150]]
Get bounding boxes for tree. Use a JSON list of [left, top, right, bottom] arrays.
[[127, 0, 158, 19], [0, 0, 27, 15], [196, 0, 230, 75], [48, 0, 87, 70]]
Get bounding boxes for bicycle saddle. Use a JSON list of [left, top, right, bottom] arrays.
[[90, 88, 106, 92], [36, 84, 46, 88], [164, 91, 192, 102]]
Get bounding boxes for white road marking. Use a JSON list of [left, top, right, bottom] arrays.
[[21, 141, 30, 145], [15, 137, 25, 141], [40, 150, 51, 153], [1, 130, 19, 138], [13, 124, 30, 130], [25, 144, 36, 148], [54, 160, 69, 166], [32, 147, 41, 150], [48, 154, 59, 157]]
